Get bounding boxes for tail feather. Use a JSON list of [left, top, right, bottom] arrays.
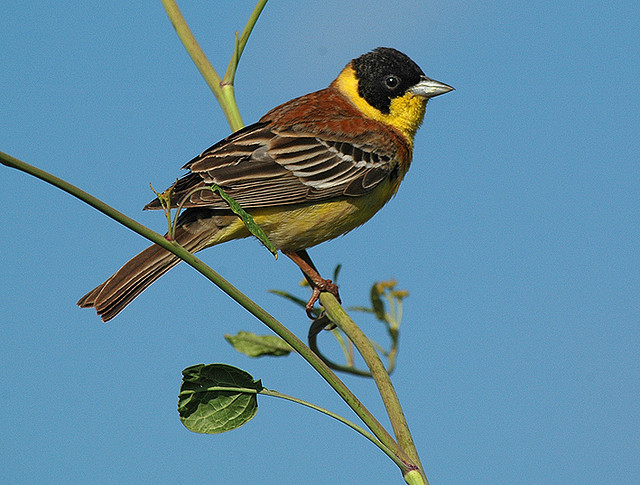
[[78, 210, 237, 322], [77, 244, 184, 321]]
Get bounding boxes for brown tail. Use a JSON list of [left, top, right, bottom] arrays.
[[78, 210, 236, 322]]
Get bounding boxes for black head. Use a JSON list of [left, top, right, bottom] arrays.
[[351, 47, 426, 114]]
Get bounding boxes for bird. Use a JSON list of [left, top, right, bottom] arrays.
[[78, 47, 453, 322]]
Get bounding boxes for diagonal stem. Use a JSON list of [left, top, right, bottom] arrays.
[[320, 292, 427, 483]]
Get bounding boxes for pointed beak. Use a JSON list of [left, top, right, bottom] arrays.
[[409, 76, 454, 98]]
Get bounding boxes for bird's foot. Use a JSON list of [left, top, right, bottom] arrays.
[[305, 278, 340, 319]]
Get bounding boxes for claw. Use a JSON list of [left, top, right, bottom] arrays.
[[283, 249, 341, 320], [304, 279, 340, 319], [306, 287, 322, 319]]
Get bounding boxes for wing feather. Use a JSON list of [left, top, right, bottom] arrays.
[[145, 88, 408, 212]]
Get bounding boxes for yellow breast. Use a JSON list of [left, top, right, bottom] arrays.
[[205, 176, 403, 252]]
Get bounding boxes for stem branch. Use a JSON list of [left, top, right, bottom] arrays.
[[320, 292, 427, 483]]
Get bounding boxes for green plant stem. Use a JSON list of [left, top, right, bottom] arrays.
[[0, 149, 417, 476], [320, 292, 428, 483], [261, 388, 411, 473], [260, 388, 392, 459], [160, 0, 244, 131], [308, 329, 372, 377], [223, 0, 268, 85], [404, 470, 427, 485]]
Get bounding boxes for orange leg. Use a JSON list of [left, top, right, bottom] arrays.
[[283, 249, 340, 318]]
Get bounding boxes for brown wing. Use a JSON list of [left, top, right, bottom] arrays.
[[145, 86, 409, 211]]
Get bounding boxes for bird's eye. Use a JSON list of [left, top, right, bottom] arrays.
[[384, 75, 399, 90]]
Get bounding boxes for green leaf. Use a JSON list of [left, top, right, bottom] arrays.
[[209, 184, 278, 258], [347, 306, 376, 314], [333, 263, 342, 282], [225, 331, 292, 357], [178, 364, 262, 434], [370, 282, 386, 321], [267, 289, 308, 308]]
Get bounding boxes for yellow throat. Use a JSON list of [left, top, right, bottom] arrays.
[[334, 65, 427, 145]]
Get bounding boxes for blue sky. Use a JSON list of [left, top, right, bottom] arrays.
[[1, 2, 638, 483]]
